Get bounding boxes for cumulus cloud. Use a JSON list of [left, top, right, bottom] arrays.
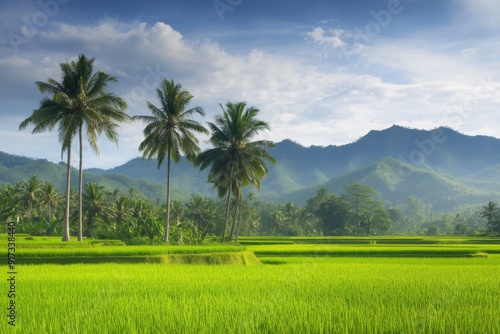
[[3, 19, 500, 168]]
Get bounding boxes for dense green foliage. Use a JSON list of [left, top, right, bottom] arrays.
[[1, 177, 498, 241]]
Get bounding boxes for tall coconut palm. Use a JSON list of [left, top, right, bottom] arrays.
[[20, 54, 128, 241], [197, 101, 275, 243], [65, 55, 128, 241], [133, 79, 208, 243], [19, 76, 77, 241], [481, 201, 499, 234]]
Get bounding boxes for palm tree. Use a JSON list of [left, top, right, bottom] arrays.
[[65, 55, 128, 241], [82, 182, 111, 239], [269, 208, 286, 235], [19, 58, 81, 241], [132, 198, 150, 237], [40, 182, 61, 227], [283, 202, 298, 226], [21, 175, 42, 220], [133, 79, 208, 243], [197, 101, 275, 243], [113, 196, 132, 228], [19, 54, 128, 241], [481, 201, 499, 234], [170, 200, 184, 227], [185, 194, 217, 238], [0, 185, 20, 223]]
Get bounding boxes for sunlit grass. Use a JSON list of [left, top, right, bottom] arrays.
[[247, 243, 500, 257], [16, 256, 500, 333], [12, 244, 245, 258], [4, 234, 500, 332]]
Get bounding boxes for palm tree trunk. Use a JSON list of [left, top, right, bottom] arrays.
[[235, 198, 243, 243], [28, 200, 33, 221], [165, 145, 171, 243], [62, 143, 72, 242], [48, 202, 52, 225], [90, 217, 95, 239], [221, 161, 234, 243], [78, 124, 83, 242], [229, 197, 238, 241], [222, 190, 232, 243]]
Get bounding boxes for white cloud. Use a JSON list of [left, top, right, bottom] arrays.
[[3, 19, 500, 168], [305, 27, 346, 49], [362, 41, 487, 83]]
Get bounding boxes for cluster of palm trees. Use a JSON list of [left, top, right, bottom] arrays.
[[19, 54, 274, 243], [480, 201, 500, 235], [0, 178, 203, 241], [0, 176, 62, 235], [0, 176, 312, 241], [20, 55, 128, 242]]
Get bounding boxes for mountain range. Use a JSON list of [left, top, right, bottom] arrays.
[[3, 125, 500, 212]]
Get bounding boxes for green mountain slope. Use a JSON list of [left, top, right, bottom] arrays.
[[3, 125, 500, 211], [0, 152, 188, 201], [276, 158, 500, 211]]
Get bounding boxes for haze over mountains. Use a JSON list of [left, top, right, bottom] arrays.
[[3, 125, 500, 212]]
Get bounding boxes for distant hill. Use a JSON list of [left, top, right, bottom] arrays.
[[278, 157, 500, 211], [269, 125, 500, 179], [0, 152, 173, 201], [3, 125, 500, 211]]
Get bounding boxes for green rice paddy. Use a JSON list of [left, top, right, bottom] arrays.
[[2, 235, 500, 333]]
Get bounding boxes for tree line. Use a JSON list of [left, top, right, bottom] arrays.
[[1, 177, 498, 243], [0, 179, 403, 241]]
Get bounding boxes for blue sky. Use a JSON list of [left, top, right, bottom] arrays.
[[1, 0, 499, 168]]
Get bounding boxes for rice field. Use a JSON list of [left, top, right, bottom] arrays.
[[247, 243, 500, 257], [11, 257, 500, 333], [2, 235, 500, 333]]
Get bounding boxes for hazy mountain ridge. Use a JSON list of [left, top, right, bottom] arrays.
[[3, 125, 500, 211], [0, 152, 172, 201], [278, 157, 500, 211]]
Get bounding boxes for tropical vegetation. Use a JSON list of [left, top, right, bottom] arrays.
[[133, 79, 208, 243], [197, 102, 275, 242], [19, 54, 129, 242], [1, 176, 498, 241]]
